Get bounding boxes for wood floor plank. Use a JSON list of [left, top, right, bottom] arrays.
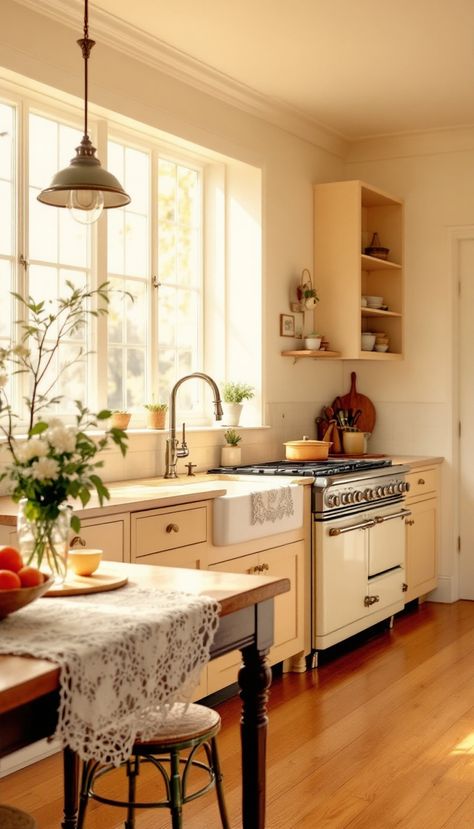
[[2, 601, 474, 828]]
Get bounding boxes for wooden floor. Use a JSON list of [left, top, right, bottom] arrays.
[[3, 600, 474, 828]]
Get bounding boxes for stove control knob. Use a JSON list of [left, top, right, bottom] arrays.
[[364, 488, 373, 500], [355, 490, 364, 502], [341, 492, 349, 505], [327, 494, 340, 507], [376, 486, 384, 497], [383, 485, 390, 496], [397, 482, 404, 493]]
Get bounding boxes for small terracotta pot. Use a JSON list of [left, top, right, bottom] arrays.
[[111, 412, 131, 430], [146, 410, 166, 429], [221, 446, 242, 466]]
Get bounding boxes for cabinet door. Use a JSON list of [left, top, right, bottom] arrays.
[[207, 552, 260, 694], [405, 497, 438, 602], [261, 542, 304, 665], [207, 542, 304, 694], [76, 514, 130, 563]]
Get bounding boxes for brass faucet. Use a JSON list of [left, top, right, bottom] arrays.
[[164, 372, 223, 478]]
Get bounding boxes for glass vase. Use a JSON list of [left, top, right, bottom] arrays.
[[17, 499, 70, 586]]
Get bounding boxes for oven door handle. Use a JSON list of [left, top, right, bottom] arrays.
[[373, 508, 412, 524], [328, 518, 376, 536]]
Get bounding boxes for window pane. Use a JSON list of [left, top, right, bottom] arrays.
[[107, 139, 150, 410], [0, 180, 13, 256], [0, 103, 14, 181], [157, 158, 202, 414], [0, 259, 12, 340], [28, 112, 91, 413], [29, 189, 58, 262], [0, 103, 15, 259]]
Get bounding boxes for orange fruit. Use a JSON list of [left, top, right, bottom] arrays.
[[0, 569, 21, 589], [18, 566, 45, 588], [0, 546, 23, 573]]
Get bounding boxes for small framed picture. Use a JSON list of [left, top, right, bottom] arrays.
[[280, 313, 295, 337], [293, 312, 304, 339]]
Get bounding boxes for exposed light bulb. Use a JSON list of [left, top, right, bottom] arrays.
[[67, 188, 104, 224]]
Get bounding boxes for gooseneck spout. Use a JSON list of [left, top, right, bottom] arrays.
[[164, 372, 223, 478]]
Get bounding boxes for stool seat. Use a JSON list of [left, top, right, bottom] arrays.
[[77, 702, 230, 829], [0, 805, 37, 829], [134, 703, 221, 748]]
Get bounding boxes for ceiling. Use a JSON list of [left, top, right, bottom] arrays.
[[28, 0, 474, 140]]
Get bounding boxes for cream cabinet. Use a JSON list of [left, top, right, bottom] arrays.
[[72, 513, 130, 562], [404, 466, 439, 602], [207, 540, 305, 694], [130, 501, 209, 570], [313, 179, 404, 360]]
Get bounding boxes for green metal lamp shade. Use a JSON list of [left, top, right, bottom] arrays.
[[37, 137, 130, 209]]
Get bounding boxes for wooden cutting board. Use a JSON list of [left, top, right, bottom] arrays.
[[45, 570, 128, 597], [332, 372, 376, 433]]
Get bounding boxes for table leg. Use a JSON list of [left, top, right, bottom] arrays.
[[62, 746, 79, 829]]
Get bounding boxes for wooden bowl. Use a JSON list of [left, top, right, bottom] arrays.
[[0, 575, 53, 620]]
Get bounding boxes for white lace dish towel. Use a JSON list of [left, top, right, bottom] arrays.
[[251, 484, 295, 525], [0, 585, 219, 766]]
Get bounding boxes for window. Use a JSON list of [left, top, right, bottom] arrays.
[[0, 78, 262, 429]]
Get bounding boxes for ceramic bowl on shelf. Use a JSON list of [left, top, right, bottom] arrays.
[[304, 336, 321, 351], [361, 333, 376, 351], [375, 344, 389, 353], [0, 575, 53, 620], [366, 296, 384, 309]]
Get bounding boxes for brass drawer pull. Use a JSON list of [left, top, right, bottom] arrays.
[[70, 535, 86, 547], [364, 595, 380, 607], [405, 519, 415, 526], [166, 523, 179, 534], [260, 562, 269, 572], [248, 565, 260, 574], [402, 583, 408, 592], [418, 478, 425, 485]]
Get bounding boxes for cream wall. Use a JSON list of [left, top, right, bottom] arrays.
[[344, 132, 474, 601], [1, 0, 346, 470], [1, 3, 460, 599]]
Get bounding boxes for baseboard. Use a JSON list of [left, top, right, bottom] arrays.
[[0, 737, 61, 778], [427, 576, 458, 603]]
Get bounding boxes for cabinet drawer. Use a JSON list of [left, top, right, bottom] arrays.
[[133, 506, 207, 558], [406, 468, 438, 500]]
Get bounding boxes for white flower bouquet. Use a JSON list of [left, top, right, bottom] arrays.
[[0, 282, 128, 579]]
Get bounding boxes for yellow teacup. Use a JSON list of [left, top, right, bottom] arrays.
[[68, 548, 103, 577]]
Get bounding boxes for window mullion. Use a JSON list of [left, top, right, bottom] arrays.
[[94, 119, 109, 412], [150, 149, 159, 402]]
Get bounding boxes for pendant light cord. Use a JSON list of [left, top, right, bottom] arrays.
[[77, 0, 95, 141]]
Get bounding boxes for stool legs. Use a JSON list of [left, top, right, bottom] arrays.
[[170, 749, 183, 829], [210, 738, 231, 829], [125, 756, 139, 829]]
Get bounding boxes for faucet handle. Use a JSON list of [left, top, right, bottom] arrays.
[[185, 462, 197, 477]]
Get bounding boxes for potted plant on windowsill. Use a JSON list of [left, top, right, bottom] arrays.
[[111, 410, 131, 430], [221, 382, 255, 426], [221, 429, 242, 467], [144, 402, 167, 430]]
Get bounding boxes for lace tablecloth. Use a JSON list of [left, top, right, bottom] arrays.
[[0, 585, 220, 765]]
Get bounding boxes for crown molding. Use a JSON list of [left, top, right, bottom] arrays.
[[12, 0, 347, 158]]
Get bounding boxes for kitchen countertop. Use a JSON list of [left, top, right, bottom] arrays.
[[388, 455, 444, 469], [0, 473, 313, 526]]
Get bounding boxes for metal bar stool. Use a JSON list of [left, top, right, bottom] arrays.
[[77, 703, 230, 829], [0, 805, 37, 829]]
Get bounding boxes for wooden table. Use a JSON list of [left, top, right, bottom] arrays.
[[0, 561, 290, 829]]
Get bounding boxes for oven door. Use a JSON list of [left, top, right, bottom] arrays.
[[368, 505, 411, 576]]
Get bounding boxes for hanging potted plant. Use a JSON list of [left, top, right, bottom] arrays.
[[144, 402, 167, 430], [221, 429, 242, 467], [221, 382, 255, 426]]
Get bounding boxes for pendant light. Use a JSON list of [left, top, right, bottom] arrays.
[[37, 0, 130, 224]]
